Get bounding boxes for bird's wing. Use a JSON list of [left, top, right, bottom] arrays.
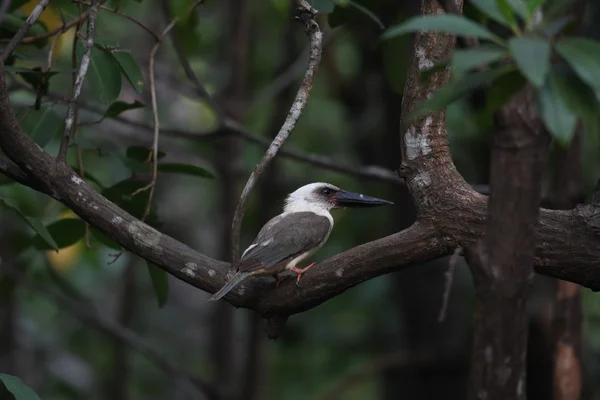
[[238, 211, 332, 273]]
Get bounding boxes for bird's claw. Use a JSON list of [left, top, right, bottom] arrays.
[[290, 262, 317, 289]]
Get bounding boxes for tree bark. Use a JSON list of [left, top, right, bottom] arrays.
[[465, 87, 550, 400], [546, 131, 584, 400]]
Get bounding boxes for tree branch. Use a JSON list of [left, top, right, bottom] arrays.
[[229, 0, 322, 263], [58, 0, 100, 162], [0, 0, 600, 332], [0, 0, 51, 63]]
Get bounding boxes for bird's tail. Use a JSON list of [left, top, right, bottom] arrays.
[[208, 271, 250, 302]]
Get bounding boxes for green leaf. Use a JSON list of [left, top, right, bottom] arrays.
[[16, 68, 60, 95], [556, 38, 600, 101], [146, 262, 169, 307], [409, 66, 513, 121], [526, 0, 545, 14], [157, 163, 214, 178], [102, 180, 161, 226], [346, 1, 384, 29], [0, 374, 41, 400], [308, 0, 334, 13], [538, 73, 577, 145], [496, 0, 518, 27], [452, 46, 507, 75], [473, 70, 527, 131], [111, 49, 144, 94], [104, 100, 145, 119], [0, 197, 58, 251], [15, 105, 62, 148], [505, 0, 529, 20], [31, 218, 85, 250], [77, 41, 122, 104], [552, 72, 600, 136], [382, 14, 503, 44], [470, 0, 512, 26], [1, 13, 46, 36], [508, 36, 550, 88], [126, 146, 166, 162]]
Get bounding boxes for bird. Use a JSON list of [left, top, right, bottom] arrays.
[[208, 182, 394, 302]]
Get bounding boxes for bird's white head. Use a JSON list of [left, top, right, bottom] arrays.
[[283, 182, 393, 214]]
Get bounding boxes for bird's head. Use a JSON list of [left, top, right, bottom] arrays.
[[284, 182, 394, 212]]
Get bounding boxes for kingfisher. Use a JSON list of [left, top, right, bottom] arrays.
[[209, 182, 393, 302]]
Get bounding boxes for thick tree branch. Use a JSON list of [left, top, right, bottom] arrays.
[[1, 60, 600, 321], [230, 0, 322, 263]]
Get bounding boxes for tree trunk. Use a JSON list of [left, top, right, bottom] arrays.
[[546, 131, 584, 400], [466, 87, 550, 400]]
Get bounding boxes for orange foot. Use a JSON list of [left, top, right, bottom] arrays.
[[290, 262, 317, 288]]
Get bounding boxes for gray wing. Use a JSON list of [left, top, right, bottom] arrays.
[[238, 212, 331, 273]]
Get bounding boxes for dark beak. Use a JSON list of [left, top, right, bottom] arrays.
[[334, 190, 394, 208]]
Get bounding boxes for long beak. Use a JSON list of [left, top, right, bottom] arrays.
[[334, 190, 394, 208]]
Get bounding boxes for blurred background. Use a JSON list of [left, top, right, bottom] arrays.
[[1, 0, 600, 399]]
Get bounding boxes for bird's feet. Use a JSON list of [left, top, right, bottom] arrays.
[[290, 262, 317, 288]]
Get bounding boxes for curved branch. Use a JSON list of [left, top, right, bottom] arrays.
[[230, 0, 323, 263]]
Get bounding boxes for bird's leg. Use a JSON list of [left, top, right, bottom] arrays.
[[290, 262, 317, 288]]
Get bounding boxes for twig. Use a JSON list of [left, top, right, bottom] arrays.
[[0, 0, 51, 63], [0, 0, 11, 27], [132, 20, 178, 221], [2, 8, 93, 45], [8, 266, 219, 400], [438, 246, 462, 322], [133, 0, 204, 221], [230, 0, 322, 263], [57, 0, 100, 162], [46, 29, 63, 70]]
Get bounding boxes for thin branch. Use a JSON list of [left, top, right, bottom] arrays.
[[57, 0, 100, 163], [0, 0, 51, 63], [131, 20, 178, 221], [438, 246, 462, 322], [12, 9, 91, 44], [230, 0, 323, 263], [132, 0, 203, 221], [46, 29, 63, 70], [9, 267, 219, 400]]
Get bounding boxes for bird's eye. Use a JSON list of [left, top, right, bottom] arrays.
[[321, 187, 333, 196]]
